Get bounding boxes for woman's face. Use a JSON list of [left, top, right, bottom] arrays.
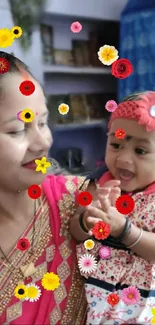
[[0, 73, 53, 191]]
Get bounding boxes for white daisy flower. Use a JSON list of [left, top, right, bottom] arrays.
[[78, 254, 97, 274], [25, 283, 41, 302]]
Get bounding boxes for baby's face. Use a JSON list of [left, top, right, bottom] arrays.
[[105, 118, 155, 192], [0, 73, 53, 191]]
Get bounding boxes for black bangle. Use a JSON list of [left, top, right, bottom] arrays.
[[79, 214, 88, 233], [114, 217, 132, 242]]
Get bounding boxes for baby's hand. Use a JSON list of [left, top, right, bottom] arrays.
[[82, 180, 121, 231]]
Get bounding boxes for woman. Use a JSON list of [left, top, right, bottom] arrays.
[[0, 51, 89, 325]]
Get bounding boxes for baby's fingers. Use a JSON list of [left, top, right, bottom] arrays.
[[110, 187, 121, 206]]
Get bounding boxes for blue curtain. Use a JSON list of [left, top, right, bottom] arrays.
[[118, 0, 155, 101]]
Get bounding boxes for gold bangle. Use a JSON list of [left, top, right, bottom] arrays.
[[127, 228, 143, 249]]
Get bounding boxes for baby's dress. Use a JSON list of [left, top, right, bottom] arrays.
[[77, 171, 155, 325]]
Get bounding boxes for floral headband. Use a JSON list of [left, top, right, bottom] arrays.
[[108, 91, 155, 132]]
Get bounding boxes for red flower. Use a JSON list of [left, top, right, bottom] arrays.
[[107, 293, 120, 306], [0, 57, 10, 74], [92, 221, 110, 240], [19, 80, 35, 96], [17, 238, 30, 251], [115, 194, 135, 214], [115, 128, 126, 139], [111, 58, 133, 79], [27, 184, 42, 199], [77, 191, 93, 206]]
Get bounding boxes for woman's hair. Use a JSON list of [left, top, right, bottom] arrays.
[[0, 51, 34, 99]]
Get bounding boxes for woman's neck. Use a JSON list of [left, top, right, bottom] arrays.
[[0, 189, 35, 223]]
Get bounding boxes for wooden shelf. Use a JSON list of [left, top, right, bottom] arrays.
[[43, 65, 111, 75]]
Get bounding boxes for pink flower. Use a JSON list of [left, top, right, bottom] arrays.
[[135, 92, 155, 132], [70, 21, 82, 33], [121, 286, 141, 305], [99, 246, 111, 259], [105, 100, 118, 112]]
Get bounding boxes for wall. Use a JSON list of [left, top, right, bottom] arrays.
[[44, 0, 128, 21], [0, 0, 43, 84]]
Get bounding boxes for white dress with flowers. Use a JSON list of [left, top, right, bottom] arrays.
[[77, 172, 155, 325]]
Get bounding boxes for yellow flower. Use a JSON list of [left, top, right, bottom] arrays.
[[98, 45, 119, 66], [84, 239, 95, 250], [25, 284, 41, 302], [14, 284, 28, 300], [20, 108, 35, 123], [41, 272, 60, 291], [0, 28, 14, 48], [11, 26, 22, 38], [151, 317, 155, 324], [58, 103, 69, 115], [35, 156, 51, 174], [152, 308, 155, 316]]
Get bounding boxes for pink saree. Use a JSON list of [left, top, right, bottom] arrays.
[[0, 174, 88, 325]]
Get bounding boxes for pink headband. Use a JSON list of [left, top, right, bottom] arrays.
[[108, 91, 155, 132]]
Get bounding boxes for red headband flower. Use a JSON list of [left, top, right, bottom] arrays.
[[111, 58, 133, 79], [115, 128, 126, 139]]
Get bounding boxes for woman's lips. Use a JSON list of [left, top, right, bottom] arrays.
[[117, 168, 135, 181], [22, 161, 37, 169]]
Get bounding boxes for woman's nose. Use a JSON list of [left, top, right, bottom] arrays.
[[28, 128, 53, 152]]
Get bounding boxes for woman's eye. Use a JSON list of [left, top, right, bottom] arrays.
[[135, 148, 147, 155], [110, 143, 121, 149], [7, 130, 25, 135]]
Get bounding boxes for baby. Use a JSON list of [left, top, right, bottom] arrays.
[[70, 91, 155, 324]]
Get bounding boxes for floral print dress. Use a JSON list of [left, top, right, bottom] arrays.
[[77, 171, 155, 325]]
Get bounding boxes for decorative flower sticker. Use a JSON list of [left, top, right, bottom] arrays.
[[0, 28, 14, 48], [99, 246, 111, 259], [19, 80, 35, 96], [151, 308, 155, 324], [105, 100, 118, 112], [27, 184, 42, 199], [41, 272, 60, 291], [77, 191, 93, 206], [92, 221, 110, 240], [70, 21, 82, 33], [14, 284, 28, 300], [0, 57, 10, 74], [19, 109, 35, 123], [107, 293, 120, 306], [58, 103, 70, 115], [98, 45, 119, 66], [11, 26, 22, 38], [17, 238, 30, 251], [84, 239, 95, 250], [115, 128, 126, 139], [25, 284, 41, 302], [17, 111, 23, 121], [111, 58, 133, 79], [78, 254, 97, 274], [115, 195, 135, 214], [121, 286, 141, 305], [35, 156, 51, 174]]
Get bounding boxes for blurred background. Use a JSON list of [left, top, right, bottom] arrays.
[[1, 0, 155, 176]]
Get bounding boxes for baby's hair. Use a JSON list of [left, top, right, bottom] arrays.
[[121, 90, 150, 102]]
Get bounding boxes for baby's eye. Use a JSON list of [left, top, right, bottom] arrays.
[[135, 148, 147, 155], [110, 143, 122, 149]]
